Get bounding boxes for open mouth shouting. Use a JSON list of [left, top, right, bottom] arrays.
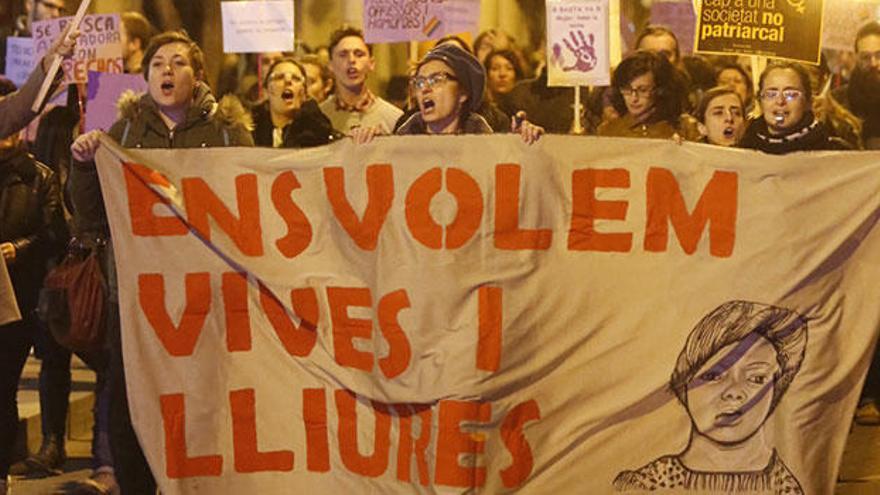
[[722, 126, 737, 139], [420, 97, 436, 114], [281, 88, 296, 103], [160, 80, 175, 96]]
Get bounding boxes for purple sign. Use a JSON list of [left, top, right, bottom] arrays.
[[85, 71, 147, 133], [650, 0, 696, 54], [363, 0, 480, 43]]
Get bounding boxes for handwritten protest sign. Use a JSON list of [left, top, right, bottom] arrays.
[[221, 0, 295, 53], [547, 0, 610, 87], [650, 0, 696, 54], [4, 37, 36, 88], [94, 135, 880, 494], [696, 0, 825, 63], [363, 0, 481, 43], [822, 1, 879, 52], [85, 71, 148, 133], [33, 14, 123, 84]]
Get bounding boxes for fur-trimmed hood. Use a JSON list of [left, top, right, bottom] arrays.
[[116, 82, 253, 131]]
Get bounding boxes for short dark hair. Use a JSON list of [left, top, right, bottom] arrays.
[[484, 49, 524, 81], [299, 54, 332, 85], [435, 35, 473, 54], [121, 12, 155, 49], [636, 25, 680, 63], [328, 26, 372, 56], [855, 21, 880, 53], [263, 57, 309, 89], [695, 86, 743, 124], [759, 62, 812, 103], [610, 50, 687, 123], [142, 31, 205, 81]]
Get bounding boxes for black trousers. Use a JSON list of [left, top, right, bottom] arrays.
[[0, 319, 33, 478]]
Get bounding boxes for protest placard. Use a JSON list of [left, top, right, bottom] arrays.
[[221, 0, 295, 53], [4, 37, 36, 88], [363, 0, 481, 43], [84, 71, 148, 133], [94, 134, 880, 494], [547, 0, 611, 87], [650, 0, 696, 54], [32, 13, 123, 85], [695, 0, 825, 63], [822, 1, 879, 52]]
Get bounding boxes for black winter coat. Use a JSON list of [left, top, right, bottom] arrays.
[[251, 99, 342, 148]]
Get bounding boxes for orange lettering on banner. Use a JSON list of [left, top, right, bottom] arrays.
[[568, 168, 632, 252], [272, 171, 313, 258], [324, 165, 394, 250], [222, 272, 251, 352], [495, 164, 552, 250], [335, 390, 392, 477], [303, 389, 330, 472], [230, 389, 294, 473], [435, 401, 492, 487], [477, 286, 502, 372], [182, 174, 263, 256], [328, 287, 374, 371], [122, 162, 187, 236], [160, 394, 223, 478], [139, 273, 211, 357], [405, 168, 443, 248], [394, 404, 432, 485], [644, 168, 738, 257], [258, 284, 318, 357], [406, 168, 484, 249], [500, 400, 541, 488], [377, 290, 412, 379]]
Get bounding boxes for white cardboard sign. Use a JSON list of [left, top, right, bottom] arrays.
[[222, 0, 295, 53]]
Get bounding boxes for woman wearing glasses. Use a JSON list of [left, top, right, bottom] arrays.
[[740, 62, 848, 154], [251, 57, 340, 148], [598, 50, 700, 141], [353, 44, 542, 143]]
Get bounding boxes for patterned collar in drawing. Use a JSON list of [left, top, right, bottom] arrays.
[[613, 450, 803, 494]]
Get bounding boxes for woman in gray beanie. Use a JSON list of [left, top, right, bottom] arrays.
[[352, 44, 543, 143]]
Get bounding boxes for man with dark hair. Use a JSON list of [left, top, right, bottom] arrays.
[[832, 21, 880, 151], [319, 26, 402, 134], [636, 25, 681, 69], [120, 12, 155, 73]]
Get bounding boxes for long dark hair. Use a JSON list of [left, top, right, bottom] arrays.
[[610, 50, 687, 123]]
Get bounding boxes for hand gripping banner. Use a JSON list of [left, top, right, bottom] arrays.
[[95, 135, 880, 494]]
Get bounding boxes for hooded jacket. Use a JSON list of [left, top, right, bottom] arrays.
[[70, 83, 255, 235]]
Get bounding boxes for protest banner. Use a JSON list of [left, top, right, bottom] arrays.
[[822, 1, 879, 52], [95, 135, 880, 494], [363, 0, 480, 43], [650, 0, 696, 54], [84, 71, 148, 133], [32, 13, 123, 85], [695, 0, 825, 63], [221, 0, 295, 54], [547, 0, 611, 87], [4, 37, 36, 88]]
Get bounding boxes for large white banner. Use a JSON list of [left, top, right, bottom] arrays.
[[95, 135, 880, 494]]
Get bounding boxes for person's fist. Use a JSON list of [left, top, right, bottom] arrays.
[[71, 130, 103, 163]]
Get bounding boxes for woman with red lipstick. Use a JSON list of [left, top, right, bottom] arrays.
[[598, 50, 700, 141], [614, 301, 808, 493], [68, 31, 253, 494], [740, 62, 848, 154]]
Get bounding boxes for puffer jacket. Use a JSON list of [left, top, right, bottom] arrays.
[[70, 83, 255, 235], [0, 148, 66, 312]]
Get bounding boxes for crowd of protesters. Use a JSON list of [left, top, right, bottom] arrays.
[[0, 1, 879, 493]]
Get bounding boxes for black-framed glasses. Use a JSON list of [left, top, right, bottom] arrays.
[[619, 85, 654, 98], [411, 72, 457, 91], [760, 89, 803, 102]]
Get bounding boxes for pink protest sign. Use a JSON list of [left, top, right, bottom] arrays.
[[85, 71, 147, 132], [650, 0, 696, 54], [363, 0, 480, 43]]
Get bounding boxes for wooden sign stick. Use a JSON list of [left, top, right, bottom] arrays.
[[31, 0, 92, 113]]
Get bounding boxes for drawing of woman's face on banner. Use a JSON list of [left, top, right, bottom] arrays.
[[685, 336, 779, 445]]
